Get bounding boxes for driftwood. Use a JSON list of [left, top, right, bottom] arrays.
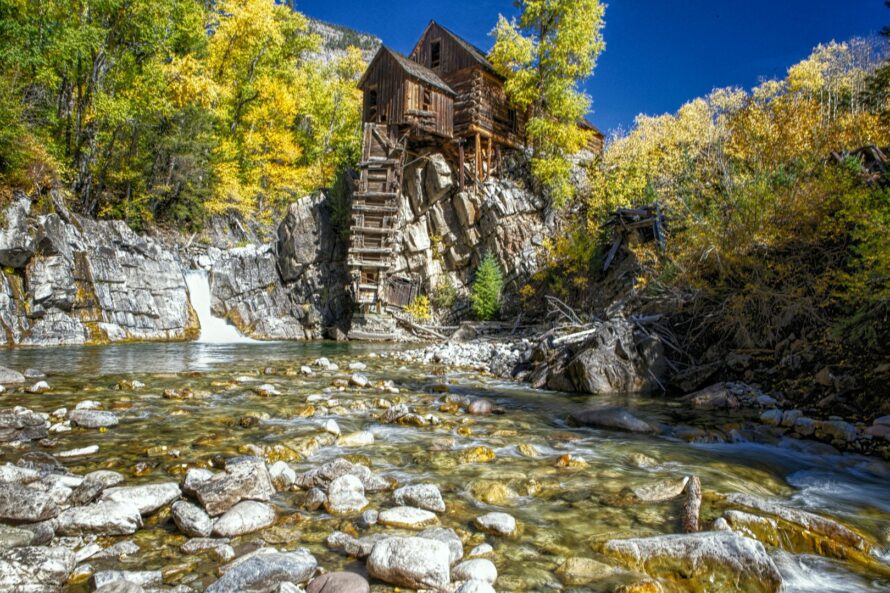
[[683, 475, 702, 533], [395, 315, 448, 340], [602, 203, 666, 272]]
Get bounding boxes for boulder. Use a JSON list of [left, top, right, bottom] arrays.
[[554, 557, 617, 585], [0, 482, 60, 522], [424, 154, 453, 203], [630, 477, 689, 503], [53, 501, 143, 536], [0, 366, 25, 385], [418, 527, 464, 565], [100, 482, 180, 515], [393, 484, 446, 513], [452, 559, 497, 584], [378, 506, 439, 529], [172, 501, 213, 538], [0, 408, 48, 442], [454, 581, 495, 593], [0, 196, 35, 268], [68, 409, 119, 429], [682, 383, 740, 409], [473, 512, 517, 537], [205, 549, 317, 593], [91, 571, 162, 589], [194, 459, 274, 516], [212, 501, 276, 537], [180, 538, 235, 562], [571, 407, 655, 434], [0, 524, 35, 552], [602, 532, 782, 593], [324, 475, 368, 515], [93, 582, 145, 593], [0, 546, 75, 593], [367, 536, 451, 590], [307, 572, 370, 593]]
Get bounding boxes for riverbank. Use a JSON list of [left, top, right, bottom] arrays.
[[0, 341, 889, 592], [385, 337, 890, 460]]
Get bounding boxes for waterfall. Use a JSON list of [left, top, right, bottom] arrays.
[[184, 270, 255, 344]]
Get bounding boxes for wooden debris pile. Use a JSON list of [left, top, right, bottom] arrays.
[[602, 203, 666, 272]]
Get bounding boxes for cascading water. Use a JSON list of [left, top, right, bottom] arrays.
[[184, 270, 255, 344]]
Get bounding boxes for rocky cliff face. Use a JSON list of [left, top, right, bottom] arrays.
[[0, 151, 553, 346], [0, 194, 199, 346], [393, 151, 552, 316]]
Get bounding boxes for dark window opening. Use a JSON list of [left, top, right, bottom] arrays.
[[368, 88, 378, 121], [422, 88, 432, 111], [430, 40, 441, 69], [507, 108, 517, 132]]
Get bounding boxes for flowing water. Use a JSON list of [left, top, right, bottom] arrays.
[[183, 271, 256, 344], [0, 341, 888, 592]]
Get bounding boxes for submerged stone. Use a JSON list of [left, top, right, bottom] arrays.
[[367, 536, 451, 590], [205, 549, 317, 593]]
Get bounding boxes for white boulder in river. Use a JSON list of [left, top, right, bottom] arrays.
[[393, 483, 446, 513], [205, 549, 317, 593], [452, 558, 498, 584], [172, 501, 213, 538], [324, 474, 368, 514], [54, 501, 143, 535], [602, 531, 783, 593], [367, 536, 451, 590], [194, 458, 274, 516], [212, 500, 276, 537], [0, 546, 75, 592], [100, 482, 180, 515], [473, 512, 517, 537]]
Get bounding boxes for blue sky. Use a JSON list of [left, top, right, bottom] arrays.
[[293, 0, 888, 134]]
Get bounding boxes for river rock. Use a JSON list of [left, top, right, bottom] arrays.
[[212, 501, 276, 537], [180, 538, 235, 562], [0, 482, 60, 522], [378, 506, 439, 529], [326, 531, 389, 558], [630, 477, 689, 502], [394, 484, 446, 513], [268, 461, 296, 490], [570, 407, 655, 433], [100, 482, 180, 515], [0, 366, 25, 385], [172, 501, 213, 537], [0, 408, 49, 442], [367, 536, 451, 590], [295, 458, 389, 493], [0, 545, 75, 592], [682, 383, 740, 409], [452, 559, 497, 583], [181, 467, 214, 496], [53, 501, 143, 535], [307, 572, 370, 593], [205, 549, 317, 593], [473, 512, 517, 537], [324, 475, 368, 514], [68, 409, 119, 429], [724, 493, 871, 551], [93, 582, 145, 593], [92, 540, 140, 560], [27, 380, 51, 394], [91, 570, 162, 589], [195, 458, 274, 516], [602, 531, 782, 593], [418, 527, 463, 565], [554, 557, 617, 585], [467, 399, 493, 415], [455, 581, 496, 593], [0, 524, 35, 551], [337, 431, 375, 447]]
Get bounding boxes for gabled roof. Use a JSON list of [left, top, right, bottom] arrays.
[[358, 46, 455, 96], [412, 21, 498, 76]]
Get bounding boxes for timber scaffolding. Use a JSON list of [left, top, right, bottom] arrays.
[[348, 123, 407, 307]]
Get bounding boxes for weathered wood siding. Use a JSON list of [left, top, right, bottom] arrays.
[[447, 68, 525, 147], [404, 79, 453, 138], [410, 22, 484, 76], [361, 52, 406, 126]]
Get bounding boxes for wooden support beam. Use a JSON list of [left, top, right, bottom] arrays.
[[475, 133, 482, 184], [459, 141, 465, 191], [486, 135, 492, 182]]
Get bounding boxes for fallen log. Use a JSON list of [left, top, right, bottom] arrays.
[[683, 475, 702, 533]]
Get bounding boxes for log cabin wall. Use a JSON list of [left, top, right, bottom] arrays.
[[446, 68, 526, 147], [404, 79, 453, 138]]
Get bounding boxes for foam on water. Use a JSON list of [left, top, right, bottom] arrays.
[[774, 552, 882, 592]]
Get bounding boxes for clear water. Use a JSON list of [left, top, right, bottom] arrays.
[[0, 342, 887, 592]]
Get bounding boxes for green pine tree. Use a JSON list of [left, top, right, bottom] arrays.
[[471, 252, 504, 320]]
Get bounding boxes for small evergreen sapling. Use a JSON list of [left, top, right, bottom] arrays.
[[471, 252, 504, 320]]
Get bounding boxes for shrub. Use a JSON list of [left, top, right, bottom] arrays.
[[431, 281, 457, 310], [404, 295, 431, 322], [471, 252, 504, 320]]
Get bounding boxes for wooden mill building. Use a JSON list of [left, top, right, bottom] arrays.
[[348, 21, 603, 309]]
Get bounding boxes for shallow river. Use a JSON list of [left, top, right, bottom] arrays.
[[1, 342, 888, 592]]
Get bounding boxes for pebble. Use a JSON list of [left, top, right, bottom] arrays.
[[349, 374, 370, 388], [473, 512, 517, 537], [468, 543, 493, 557], [27, 381, 51, 394], [58, 445, 99, 458]]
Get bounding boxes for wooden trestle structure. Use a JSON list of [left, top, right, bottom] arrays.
[[348, 123, 406, 307]]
